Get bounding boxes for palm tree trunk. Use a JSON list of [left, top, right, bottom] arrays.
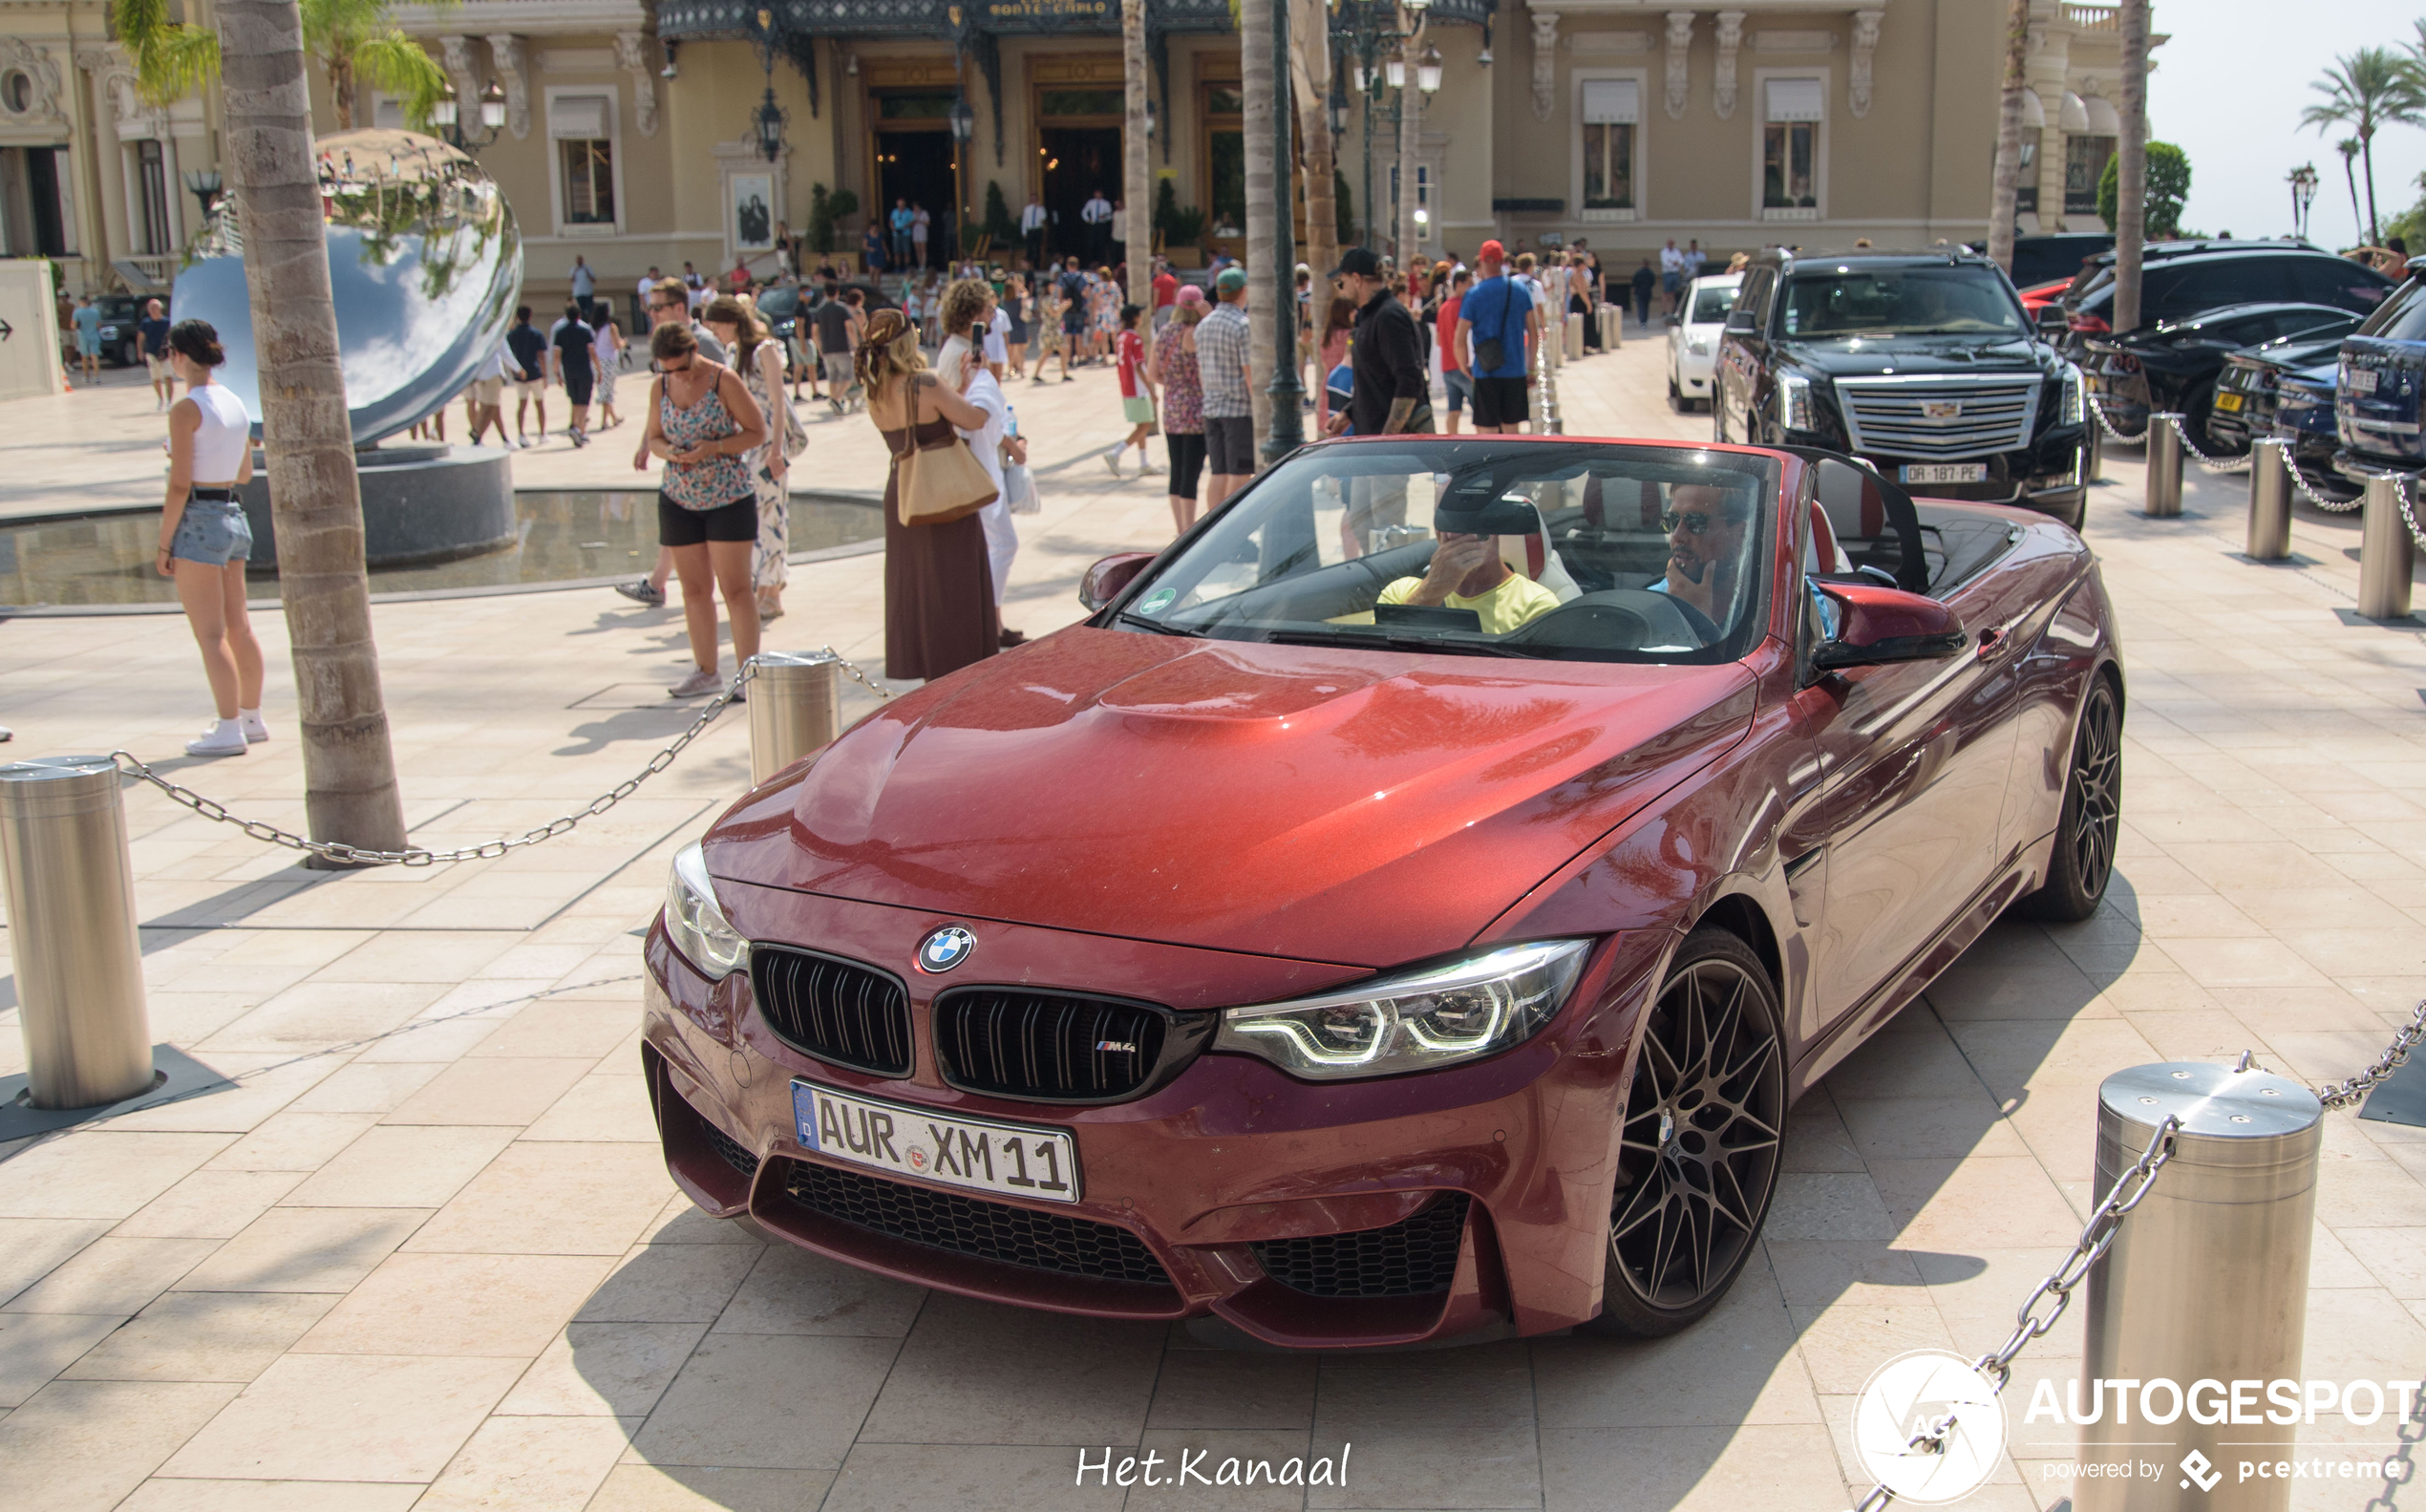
[[2114, 0, 2148, 333], [221, 0, 408, 856], [1986, 0, 2030, 273], [2342, 144, 2364, 244], [2361, 130, 2381, 245], [1241, 0, 1276, 455], [1395, 33, 1419, 267], [329, 53, 355, 132], [1120, 0, 1152, 318], [1290, 0, 1335, 383]]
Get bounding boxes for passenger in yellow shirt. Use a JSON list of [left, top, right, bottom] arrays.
[[1373, 530, 1561, 633]]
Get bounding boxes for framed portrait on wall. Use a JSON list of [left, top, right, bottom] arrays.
[[732, 172, 775, 250]]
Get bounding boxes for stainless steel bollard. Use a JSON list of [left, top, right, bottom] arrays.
[[2245, 437, 2292, 561], [2357, 473, 2415, 620], [2085, 420, 2103, 484], [1564, 311, 1585, 361], [2143, 415, 2182, 517], [2077, 1062, 2323, 1512], [0, 756, 154, 1109], [746, 651, 843, 784]]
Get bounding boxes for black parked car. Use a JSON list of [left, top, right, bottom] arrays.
[[1968, 232, 2115, 290], [2054, 243, 2391, 354], [93, 293, 156, 367], [2083, 302, 2359, 455], [2335, 258, 2426, 481], [2209, 323, 2363, 470], [1713, 247, 2088, 527]]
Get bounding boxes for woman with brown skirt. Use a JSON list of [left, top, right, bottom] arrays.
[[859, 308, 997, 682]]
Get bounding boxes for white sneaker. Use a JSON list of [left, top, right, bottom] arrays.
[[184, 722, 247, 757], [241, 713, 269, 743]]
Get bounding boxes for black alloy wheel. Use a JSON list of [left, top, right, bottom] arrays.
[[1587, 929, 1785, 1337], [2018, 676, 2122, 922]]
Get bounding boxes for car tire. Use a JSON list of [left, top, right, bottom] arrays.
[[2016, 674, 2122, 923], [1712, 402, 1727, 445], [1668, 372, 1684, 412], [1585, 927, 1786, 1339]]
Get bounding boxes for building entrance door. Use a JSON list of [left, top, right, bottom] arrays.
[[874, 130, 955, 271], [1039, 127, 1119, 264]]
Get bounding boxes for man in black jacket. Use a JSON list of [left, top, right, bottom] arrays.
[[1325, 246, 1433, 439]]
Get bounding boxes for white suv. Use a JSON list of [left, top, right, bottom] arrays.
[[1667, 272, 1743, 412]]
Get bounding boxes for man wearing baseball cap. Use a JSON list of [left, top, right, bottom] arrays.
[[1325, 246, 1432, 440], [1195, 266, 1256, 507], [1454, 239, 1540, 433]]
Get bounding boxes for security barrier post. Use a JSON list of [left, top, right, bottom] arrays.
[[2076, 1062, 2323, 1511], [2245, 437, 2291, 561], [747, 651, 843, 784], [0, 756, 155, 1109], [2356, 474, 2415, 621], [2143, 415, 2182, 517]]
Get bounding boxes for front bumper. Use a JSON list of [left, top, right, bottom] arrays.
[[640, 884, 1649, 1348]]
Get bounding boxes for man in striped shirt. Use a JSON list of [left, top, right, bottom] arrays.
[[1194, 266, 1256, 508]]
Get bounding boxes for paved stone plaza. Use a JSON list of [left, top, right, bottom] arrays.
[[2, 335, 2424, 1512]]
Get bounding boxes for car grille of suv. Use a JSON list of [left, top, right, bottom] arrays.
[[1249, 1193, 1472, 1298], [751, 946, 913, 1076], [1834, 375, 2042, 459], [782, 1159, 1173, 1285], [932, 990, 1193, 1102]]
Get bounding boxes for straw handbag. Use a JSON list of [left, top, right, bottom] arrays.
[[894, 375, 997, 526]]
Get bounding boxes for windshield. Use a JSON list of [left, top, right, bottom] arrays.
[[1780, 266, 2027, 337], [1688, 285, 1739, 325], [1111, 439, 1779, 665], [2358, 278, 2426, 341]]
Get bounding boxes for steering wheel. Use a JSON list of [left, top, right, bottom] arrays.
[[1662, 593, 1722, 645], [1508, 587, 1721, 651]]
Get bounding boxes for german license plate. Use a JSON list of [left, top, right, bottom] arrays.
[[791, 1081, 1080, 1203], [1901, 462, 1989, 484], [2348, 367, 2378, 394], [2212, 392, 2244, 413]]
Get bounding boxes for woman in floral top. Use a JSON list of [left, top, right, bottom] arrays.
[[1152, 286, 1209, 534]]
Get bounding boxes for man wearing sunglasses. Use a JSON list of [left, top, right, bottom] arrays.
[[1649, 481, 1753, 628], [616, 283, 732, 605]]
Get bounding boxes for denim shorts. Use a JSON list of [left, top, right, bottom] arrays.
[[1443, 369, 1474, 413], [169, 497, 253, 567]]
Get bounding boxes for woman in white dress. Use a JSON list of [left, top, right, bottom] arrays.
[[593, 310, 625, 429], [703, 295, 794, 623], [936, 278, 1028, 648]]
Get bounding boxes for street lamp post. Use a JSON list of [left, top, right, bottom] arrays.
[[948, 94, 975, 260], [2288, 163, 2320, 242], [1338, 0, 1434, 254], [430, 78, 505, 154]]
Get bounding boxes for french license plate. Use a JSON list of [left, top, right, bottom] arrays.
[[791, 1081, 1081, 1203], [2348, 368, 2378, 394], [2212, 392, 2245, 413], [1901, 462, 1989, 484]]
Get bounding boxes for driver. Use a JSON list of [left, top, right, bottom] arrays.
[[1650, 482, 1754, 628], [1372, 494, 1560, 633]]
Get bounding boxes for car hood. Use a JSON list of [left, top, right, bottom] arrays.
[[2232, 335, 2351, 375], [1777, 336, 2058, 380], [708, 628, 1757, 969]]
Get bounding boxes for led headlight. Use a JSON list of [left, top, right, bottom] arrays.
[[1777, 370, 1817, 431], [1213, 939, 1591, 1081], [2060, 360, 2085, 426], [663, 841, 748, 979], [1688, 337, 1711, 356]]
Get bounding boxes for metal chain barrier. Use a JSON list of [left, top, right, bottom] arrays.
[[2087, 394, 2149, 444], [2162, 412, 2251, 476], [2287, 455, 2365, 514], [1851, 1114, 2182, 1511], [2383, 473, 2426, 557], [2250, 996, 2426, 1111], [108, 647, 892, 868]]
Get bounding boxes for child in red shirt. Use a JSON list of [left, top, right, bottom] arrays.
[[1109, 303, 1160, 479]]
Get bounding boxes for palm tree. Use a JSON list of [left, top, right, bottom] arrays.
[[1290, 0, 1336, 320], [2338, 138, 2365, 245], [113, 0, 452, 132], [1241, 0, 1278, 453], [118, 0, 412, 856], [1984, 0, 2031, 273], [1120, 0, 1152, 318], [2113, 0, 2147, 332], [2301, 46, 2425, 246]]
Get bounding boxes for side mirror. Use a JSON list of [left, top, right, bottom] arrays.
[[1079, 552, 1155, 611], [1810, 581, 1968, 671], [1724, 309, 1759, 333], [1664, 312, 1683, 328]]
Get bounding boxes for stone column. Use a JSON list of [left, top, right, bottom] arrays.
[[73, 52, 131, 274]]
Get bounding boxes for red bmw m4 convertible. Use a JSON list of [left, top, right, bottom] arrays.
[[642, 436, 2122, 1348]]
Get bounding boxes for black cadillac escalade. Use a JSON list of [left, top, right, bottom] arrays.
[[1713, 248, 2089, 528]]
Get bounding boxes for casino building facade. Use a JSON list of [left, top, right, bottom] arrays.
[[18, 0, 2140, 311]]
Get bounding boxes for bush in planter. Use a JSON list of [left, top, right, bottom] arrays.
[[985, 181, 1020, 246], [807, 184, 862, 254]]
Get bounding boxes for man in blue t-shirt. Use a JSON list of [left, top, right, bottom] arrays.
[[1453, 240, 1540, 434], [138, 298, 174, 410]]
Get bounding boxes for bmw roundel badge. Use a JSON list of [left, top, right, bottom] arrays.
[[916, 925, 976, 973]]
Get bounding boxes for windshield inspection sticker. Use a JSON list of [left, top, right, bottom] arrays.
[[1135, 587, 1178, 616], [1851, 1351, 2008, 1505]]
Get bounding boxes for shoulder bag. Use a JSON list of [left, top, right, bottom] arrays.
[[893, 375, 998, 526], [1472, 276, 1521, 375]]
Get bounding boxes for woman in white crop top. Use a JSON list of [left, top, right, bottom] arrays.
[[156, 319, 267, 757]]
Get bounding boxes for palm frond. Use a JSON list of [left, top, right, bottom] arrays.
[[112, 0, 220, 105], [351, 31, 450, 126]]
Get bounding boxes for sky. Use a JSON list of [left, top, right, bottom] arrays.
[[2151, 0, 2422, 245]]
